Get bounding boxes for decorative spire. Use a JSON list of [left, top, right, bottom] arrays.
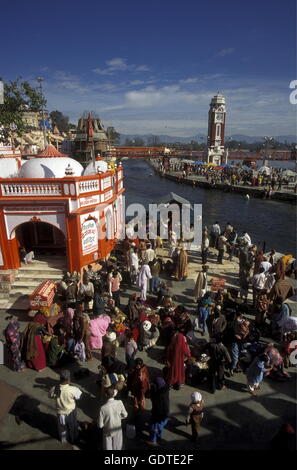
[[65, 163, 74, 176], [38, 144, 67, 158]]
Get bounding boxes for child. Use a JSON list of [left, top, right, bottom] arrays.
[[186, 392, 204, 442]]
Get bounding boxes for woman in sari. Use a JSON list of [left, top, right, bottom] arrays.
[[21, 321, 46, 371], [4, 315, 26, 372], [73, 306, 93, 360], [276, 255, 293, 280], [63, 307, 75, 337]]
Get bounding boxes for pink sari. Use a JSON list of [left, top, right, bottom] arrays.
[[89, 315, 111, 349]]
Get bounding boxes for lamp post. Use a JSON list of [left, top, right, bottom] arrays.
[[264, 136, 273, 165], [36, 77, 47, 149]]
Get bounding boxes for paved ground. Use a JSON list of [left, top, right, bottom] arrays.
[[0, 246, 296, 451]]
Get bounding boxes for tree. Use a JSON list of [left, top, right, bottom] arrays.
[[50, 110, 69, 134], [0, 77, 45, 142], [106, 126, 120, 145]]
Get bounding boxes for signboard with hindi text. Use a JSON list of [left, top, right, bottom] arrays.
[[81, 218, 98, 255], [29, 280, 56, 310]]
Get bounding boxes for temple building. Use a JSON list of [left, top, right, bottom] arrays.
[[74, 112, 110, 163], [0, 145, 124, 273]]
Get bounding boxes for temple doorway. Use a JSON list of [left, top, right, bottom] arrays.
[[15, 221, 66, 259]]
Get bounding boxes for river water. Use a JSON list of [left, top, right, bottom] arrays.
[[122, 159, 296, 254]]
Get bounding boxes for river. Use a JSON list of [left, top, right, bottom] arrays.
[[122, 159, 296, 254]]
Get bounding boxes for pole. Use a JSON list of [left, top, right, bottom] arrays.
[[36, 77, 47, 149]]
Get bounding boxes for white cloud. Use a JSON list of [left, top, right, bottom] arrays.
[[134, 65, 150, 72], [39, 70, 295, 137], [93, 57, 150, 75], [179, 77, 200, 84], [217, 48, 235, 57], [106, 57, 129, 70]]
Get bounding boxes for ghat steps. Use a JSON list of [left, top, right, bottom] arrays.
[[0, 257, 65, 314]]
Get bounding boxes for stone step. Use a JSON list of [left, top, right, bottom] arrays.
[[15, 274, 62, 283], [19, 263, 65, 271], [0, 298, 8, 310], [13, 280, 52, 289], [18, 268, 64, 277], [9, 288, 35, 299]]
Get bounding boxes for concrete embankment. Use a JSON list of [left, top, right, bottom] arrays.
[[150, 162, 297, 204]]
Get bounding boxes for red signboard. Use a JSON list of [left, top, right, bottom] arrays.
[[29, 280, 56, 310]]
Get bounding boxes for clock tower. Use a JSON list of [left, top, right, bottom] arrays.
[[207, 93, 227, 165]]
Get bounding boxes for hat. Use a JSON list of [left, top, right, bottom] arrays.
[[191, 391, 202, 403], [105, 332, 117, 342]]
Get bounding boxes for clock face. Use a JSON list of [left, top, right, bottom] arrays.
[[215, 112, 224, 123]]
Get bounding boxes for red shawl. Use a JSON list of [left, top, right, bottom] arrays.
[[166, 332, 191, 385]]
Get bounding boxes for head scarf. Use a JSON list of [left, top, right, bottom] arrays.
[[142, 320, 152, 331], [191, 391, 202, 403]]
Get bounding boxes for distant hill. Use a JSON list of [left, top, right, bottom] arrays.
[[119, 133, 296, 145]]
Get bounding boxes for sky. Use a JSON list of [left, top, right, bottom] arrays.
[[0, 0, 296, 138]]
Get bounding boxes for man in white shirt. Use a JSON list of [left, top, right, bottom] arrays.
[[144, 243, 156, 264], [98, 387, 128, 450], [242, 231, 252, 246], [260, 257, 272, 273], [210, 222, 221, 248], [251, 268, 266, 305], [49, 370, 82, 444], [130, 247, 139, 284]]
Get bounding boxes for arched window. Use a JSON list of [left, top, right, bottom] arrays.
[[216, 124, 221, 138]]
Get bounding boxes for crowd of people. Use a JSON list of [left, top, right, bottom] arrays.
[[3, 221, 297, 450], [157, 160, 297, 196]]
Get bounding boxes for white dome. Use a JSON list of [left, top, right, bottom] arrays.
[[18, 157, 84, 179], [0, 158, 20, 178], [83, 160, 108, 176]]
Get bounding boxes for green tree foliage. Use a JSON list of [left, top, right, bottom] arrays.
[[50, 110, 69, 133], [0, 77, 45, 142], [106, 126, 120, 144]]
